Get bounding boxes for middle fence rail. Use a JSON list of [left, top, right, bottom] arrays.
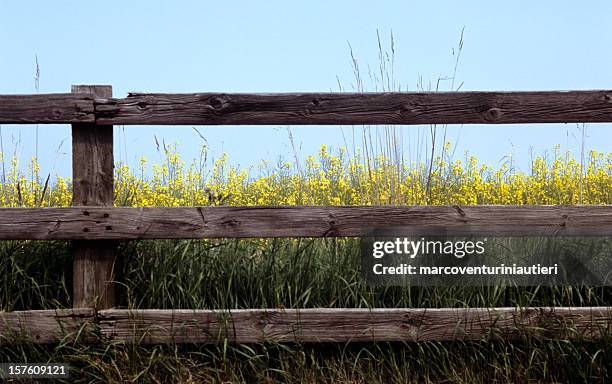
[[0, 87, 611, 345]]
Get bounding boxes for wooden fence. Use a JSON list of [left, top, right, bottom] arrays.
[[0, 86, 611, 344]]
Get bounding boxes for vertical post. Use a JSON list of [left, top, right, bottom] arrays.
[[71, 85, 115, 309]]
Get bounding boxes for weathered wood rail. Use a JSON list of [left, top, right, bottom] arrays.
[[0, 85, 610, 344], [2, 307, 611, 345], [2, 90, 612, 125], [0, 205, 610, 239]]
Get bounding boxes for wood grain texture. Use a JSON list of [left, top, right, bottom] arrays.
[[0, 93, 95, 124], [0, 205, 608, 240], [94, 90, 612, 125], [98, 307, 612, 343], [71, 87, 114, 206], [2, 307, 610, 344], [0, 309, 94, 344], [71, 85, 116, 310], [2, 90, 612, 126]]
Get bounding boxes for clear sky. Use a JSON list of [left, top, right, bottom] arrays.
[[0, 0, 611, 177]]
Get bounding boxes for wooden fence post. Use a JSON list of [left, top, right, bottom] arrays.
[[71, 85, 115, 309]]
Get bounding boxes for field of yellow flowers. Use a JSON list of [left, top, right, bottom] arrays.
[[1, 144, 609, 207]]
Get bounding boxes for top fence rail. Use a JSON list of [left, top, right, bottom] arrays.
[[2, 90, 612, 125]]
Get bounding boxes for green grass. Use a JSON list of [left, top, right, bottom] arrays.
[[1, 238, 612, 383], [2, 338, 612, 383]]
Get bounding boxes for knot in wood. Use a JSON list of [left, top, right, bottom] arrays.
[[301, 106, 313, 117], [402, 314, 424, 327], [452, 205, 466, 217], [400, 103, 420, 115], [484, 107, 501, 122], [209, 96, 230, 110]]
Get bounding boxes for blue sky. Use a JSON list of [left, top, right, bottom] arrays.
[[0, 0, 611, 177]]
